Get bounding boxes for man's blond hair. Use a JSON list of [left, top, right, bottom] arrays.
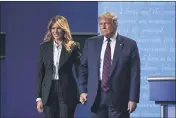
[[98, 12, 117, 26]]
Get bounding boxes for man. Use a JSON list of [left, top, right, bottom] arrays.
[[78, 12, 140, 118]]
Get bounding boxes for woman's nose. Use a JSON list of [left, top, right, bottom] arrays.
[[54, 29, 59, 33]]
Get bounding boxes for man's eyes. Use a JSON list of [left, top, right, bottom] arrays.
[[100, 23, 110, 25]]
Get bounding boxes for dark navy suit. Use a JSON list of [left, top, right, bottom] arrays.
[[78, 34, 140, 118]]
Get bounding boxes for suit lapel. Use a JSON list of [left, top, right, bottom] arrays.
[[59, 44, 72, 70], [110, 35, 124, 76], [95, 36, 104, 77], [46, 41, 53, 69]]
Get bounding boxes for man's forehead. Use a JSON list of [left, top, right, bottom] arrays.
[[99, 18, 111, 23]]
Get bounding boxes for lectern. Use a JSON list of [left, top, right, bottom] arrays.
[[148, 76, 176, 118]]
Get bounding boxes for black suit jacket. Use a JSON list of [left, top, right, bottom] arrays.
[[36, 41, 81, 106]]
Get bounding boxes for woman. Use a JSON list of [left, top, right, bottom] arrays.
[[36, 16, 80, 118]]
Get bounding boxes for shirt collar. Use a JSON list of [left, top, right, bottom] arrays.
[[103, 32, 117, 42], [53, 41, 62, 48]]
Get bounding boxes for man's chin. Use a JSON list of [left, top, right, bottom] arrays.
[[103, 34, 110, 38]]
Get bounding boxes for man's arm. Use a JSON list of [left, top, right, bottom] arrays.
[[78, 40, 88, 94], [129, 41, 141, 103]]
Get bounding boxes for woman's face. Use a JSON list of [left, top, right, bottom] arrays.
[[51, 22, 65, 41]]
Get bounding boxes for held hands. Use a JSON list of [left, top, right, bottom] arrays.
[[80, 93, 87, 104], [127, 101, 137, 113], [37, 100, 43, 113]]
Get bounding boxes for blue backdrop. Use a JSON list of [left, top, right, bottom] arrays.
[[98, 2, 175, 117], [1, 2, 97, 118], [1, 1, 175, 118]]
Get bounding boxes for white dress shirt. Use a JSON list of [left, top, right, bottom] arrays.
[[53, 41, 62, 80], [36, 41, 62, 102], [100, 33, 117, 80]]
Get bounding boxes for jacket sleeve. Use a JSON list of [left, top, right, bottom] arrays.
[[129, 41, 141, 103], [78, 40, 88, 94], [36, 44, 45, 98]]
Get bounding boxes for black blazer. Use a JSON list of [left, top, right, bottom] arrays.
[[36, 41, 81, 107]]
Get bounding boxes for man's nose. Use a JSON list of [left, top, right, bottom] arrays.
[[103, 24, 106, 29]]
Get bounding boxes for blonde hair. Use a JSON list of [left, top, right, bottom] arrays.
[[44, 16, 75, 52], [98, 12, 118, 28]]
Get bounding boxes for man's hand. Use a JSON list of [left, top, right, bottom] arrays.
[[127, 101, 137, 113], [37, 100, 43, 113], [80, 93, 87, 104]]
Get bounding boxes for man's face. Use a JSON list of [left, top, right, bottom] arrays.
[[99, 18, 116, 38]]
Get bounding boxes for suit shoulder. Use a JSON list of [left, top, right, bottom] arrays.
[[85, 35, 102, 43], [40, 40, 52, 47], [119, 35, 137, 46], [87, 35, 101, 40]]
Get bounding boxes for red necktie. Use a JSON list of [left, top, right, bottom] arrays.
[[101, 38, 111, 92]]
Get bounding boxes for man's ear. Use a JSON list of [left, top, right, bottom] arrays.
[[112, 18, 117, 29]]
